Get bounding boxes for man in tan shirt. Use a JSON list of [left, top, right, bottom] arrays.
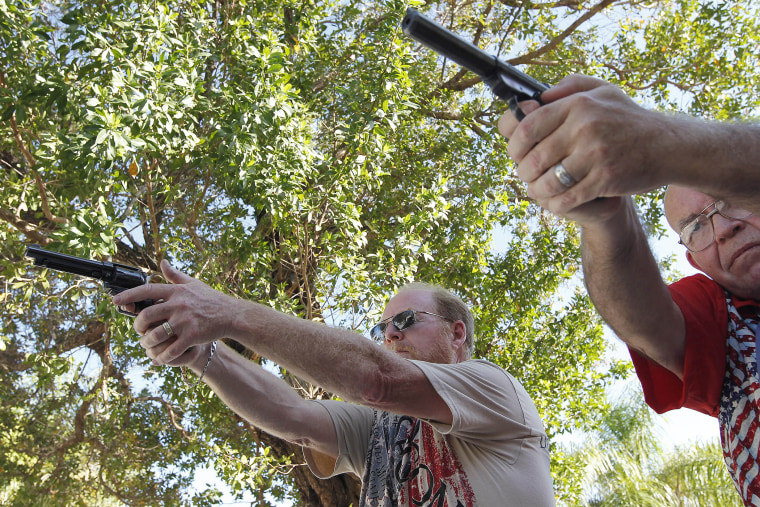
[[115, 273, 555, 506]]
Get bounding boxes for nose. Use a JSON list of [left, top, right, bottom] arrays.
[[384, 323, 403, 342], [713, 213, 745, 243]]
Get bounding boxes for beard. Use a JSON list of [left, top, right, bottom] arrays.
[[387, 325, 457, 364]]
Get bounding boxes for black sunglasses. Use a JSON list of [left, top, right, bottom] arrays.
[[370, 309, 452, 343]]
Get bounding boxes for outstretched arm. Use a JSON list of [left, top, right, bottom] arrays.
[[113, 262, 454, 427], [499, 75, 760, 215], [181, 341, 339, 457]]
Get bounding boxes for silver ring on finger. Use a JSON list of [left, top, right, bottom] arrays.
[[162, 321, 175, 337], [553, 162, 577, 189]]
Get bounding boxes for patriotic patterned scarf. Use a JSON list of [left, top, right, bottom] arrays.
[[719, 292, 760, 505]]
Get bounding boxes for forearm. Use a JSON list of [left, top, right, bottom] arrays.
[[122, 262, 436, 421], [581, 198, 686, 376], [664, 116, 760, 213], [223, 302, 412, 408], [189, 342, 337, 455]]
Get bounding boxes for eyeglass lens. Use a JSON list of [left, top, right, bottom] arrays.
[[681, 201, 753, 251], [370, 310, 417, 342]]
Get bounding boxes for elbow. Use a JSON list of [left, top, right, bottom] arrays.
[[357, 369, 397, 409], [277, 402, 335, 449], [287, 435, 319, 447], [351, 352, 412, 409]]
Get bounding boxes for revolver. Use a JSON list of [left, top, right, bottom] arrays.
[[402, 7, 549, 120], [25, 244, 153, 316]]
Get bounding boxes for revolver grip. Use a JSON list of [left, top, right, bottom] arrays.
[[117, 298, 154, 317], [106, 284, 154, 317]]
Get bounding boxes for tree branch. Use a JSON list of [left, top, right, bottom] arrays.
[[509, 0, 618, 65], [144, 159, 163, 265], [0, 206, 53, 244], [0, 69, 70, 226]]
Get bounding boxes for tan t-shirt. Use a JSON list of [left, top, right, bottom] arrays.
[[304, 359, 555, 506]]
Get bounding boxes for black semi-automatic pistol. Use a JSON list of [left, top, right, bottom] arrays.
[[402, 7, 549, 120], [25, 244, 153, 316]]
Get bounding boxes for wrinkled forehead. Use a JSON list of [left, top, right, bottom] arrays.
[[663, 186, 716, 232]]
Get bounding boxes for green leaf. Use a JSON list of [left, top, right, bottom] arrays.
[[94, 129, 109, 145], [1, 105, 15, 121]]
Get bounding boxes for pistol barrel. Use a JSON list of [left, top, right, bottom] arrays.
[[402, 8, 498, 79], [402, 8, 548, 103], [24, 244, 152, 316]]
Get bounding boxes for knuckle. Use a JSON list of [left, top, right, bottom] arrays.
[[499, 112, 518, 138], [595, 162, 615, 185], [516, 163, 532, 183], [518, 112, 540, 140], [525, 151, 552, 181], [569, 92, 596, 109], [553, 191, 581, 214], [572, 116, 603, 144]]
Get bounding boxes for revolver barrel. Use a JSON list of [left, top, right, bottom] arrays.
[[25, 244, 151, 315], [25, 245, 148, 290]]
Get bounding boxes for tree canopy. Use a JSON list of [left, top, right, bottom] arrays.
[[1, 0, 758, 504]]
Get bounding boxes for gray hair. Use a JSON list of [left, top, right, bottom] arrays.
[[398, 282, 475, 360]]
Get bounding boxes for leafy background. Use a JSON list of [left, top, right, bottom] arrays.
[[1, 0, 758, 504]]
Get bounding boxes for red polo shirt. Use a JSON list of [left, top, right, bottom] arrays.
[[628, 273, 759, 417]]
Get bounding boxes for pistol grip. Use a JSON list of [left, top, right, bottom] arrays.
[[509, 97, 527, 122], [508, 92, 545, 122]]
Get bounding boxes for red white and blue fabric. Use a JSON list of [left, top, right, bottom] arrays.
[[719, 292, 760, 505]]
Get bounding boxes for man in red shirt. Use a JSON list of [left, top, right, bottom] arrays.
[[499, 75, 760, 505]]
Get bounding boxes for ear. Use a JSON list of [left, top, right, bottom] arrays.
[[449, 320, 467, 350]]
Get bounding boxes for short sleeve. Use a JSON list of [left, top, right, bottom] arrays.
[[628, 273, 727, 416], [304, 400, 374, 478], [410, 359, 546, 443]]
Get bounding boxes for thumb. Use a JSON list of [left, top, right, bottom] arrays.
[[563, 196, 624, 224], [542, 74, 609, 103], [161, 259, 196, 285]]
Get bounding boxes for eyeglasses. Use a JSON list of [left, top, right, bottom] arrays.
[[678, 200, 753, 252], [370, 310, 452, 343]]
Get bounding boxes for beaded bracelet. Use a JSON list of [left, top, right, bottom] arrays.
[[181, 340, 217, 387]]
